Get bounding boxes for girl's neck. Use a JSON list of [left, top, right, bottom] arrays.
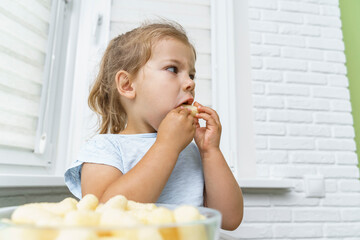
[[121, 110, 157, 134], [120, 124, 157, 135]]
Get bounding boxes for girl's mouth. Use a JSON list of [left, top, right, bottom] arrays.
[[176, 97, 194, 108]]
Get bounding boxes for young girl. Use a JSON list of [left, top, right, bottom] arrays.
[[65, 21, 243, 230]]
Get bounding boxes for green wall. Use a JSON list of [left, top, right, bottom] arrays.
[[340, 0, 360, 169]]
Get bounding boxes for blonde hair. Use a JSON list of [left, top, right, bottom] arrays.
[[88, 21, 196, 134]]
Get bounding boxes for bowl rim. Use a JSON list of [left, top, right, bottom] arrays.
[[0, 204, 222, 230]]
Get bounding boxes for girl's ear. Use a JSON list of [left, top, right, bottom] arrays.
[[115, 70, 135, 99]]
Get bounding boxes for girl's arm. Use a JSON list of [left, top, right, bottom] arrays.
[[81, 107, 196, 203], [82, 142, 179, 203], [202, 149, 243, 231], [194, 102, 243, 231]]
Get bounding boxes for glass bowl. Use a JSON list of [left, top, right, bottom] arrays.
[[0, 204, 221, 240]]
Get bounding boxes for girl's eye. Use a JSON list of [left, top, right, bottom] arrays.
[[189, 74, 195, 80], [166, 66, 178, 74]]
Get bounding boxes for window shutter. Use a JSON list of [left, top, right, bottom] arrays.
[[110, 0, 212, 106], [0, 0, 52, 151]]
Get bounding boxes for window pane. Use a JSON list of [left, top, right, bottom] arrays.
[[0, 0, 52, 150]]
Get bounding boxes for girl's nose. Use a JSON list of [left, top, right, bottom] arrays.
[[183, 76, 195, 92]]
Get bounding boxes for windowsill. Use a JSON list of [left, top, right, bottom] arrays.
[[237, 178, 293, 189], [0, 174, 66, 187], [0, 175, 293, 189]]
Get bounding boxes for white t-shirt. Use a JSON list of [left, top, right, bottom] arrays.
[[64, 133, 204, 206]]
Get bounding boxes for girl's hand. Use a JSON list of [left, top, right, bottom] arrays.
[[193, 102, 222, 154], [156, 106, 196, 154]]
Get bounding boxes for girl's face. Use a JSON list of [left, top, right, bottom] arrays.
[[132, 37, 196, 132]]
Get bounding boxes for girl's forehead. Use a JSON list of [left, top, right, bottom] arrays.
[[151, 38, 195, 63]]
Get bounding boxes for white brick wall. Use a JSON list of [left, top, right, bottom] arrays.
[[234, 0, 360, 238]]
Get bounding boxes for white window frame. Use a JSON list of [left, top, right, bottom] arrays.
[[211, 0, 257, 179], [212, 0, 292, 190], [60, 0, 112, 171]]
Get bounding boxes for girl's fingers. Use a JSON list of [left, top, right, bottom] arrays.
[[194, 102, 221, 126], [194, 118, 200, 128], [174, 106, 184, 112], [193, 102, 201, 108], [177, 106, 191, 116], [195, 112, 217, 127]]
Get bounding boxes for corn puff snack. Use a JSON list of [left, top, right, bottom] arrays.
[[182, 105, 198, 117], [0, 194, 210, 240]]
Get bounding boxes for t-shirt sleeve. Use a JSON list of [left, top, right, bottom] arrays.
[[64, 135, 123, 199]]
